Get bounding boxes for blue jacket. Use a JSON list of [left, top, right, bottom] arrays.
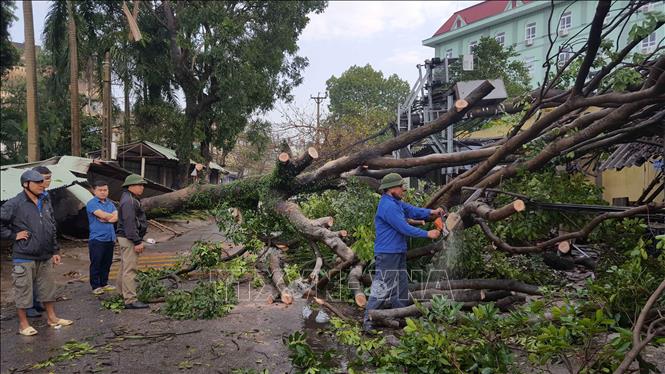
[[374, 194, 431, 254]]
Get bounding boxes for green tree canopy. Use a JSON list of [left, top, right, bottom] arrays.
[[0, 1, 20, 76], [449, 36, 531, 97], [326, 64, 409, 122], [322, 64, 409, 153], [155, 1, 326, 182]]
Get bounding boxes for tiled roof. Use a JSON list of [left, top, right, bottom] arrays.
[[432, 0, 530, 37]]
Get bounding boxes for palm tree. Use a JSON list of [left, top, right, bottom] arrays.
[[23, 0, 39, 161], [67, 0, 80, 156]]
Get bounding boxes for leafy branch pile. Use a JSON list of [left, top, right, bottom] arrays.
[[162, 280, 237, 320], [109, 241, 259, 320], [285, 236, 665, 373]]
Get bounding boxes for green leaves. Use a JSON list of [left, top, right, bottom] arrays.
[[33, 340, 97, 369], [0, 1, 19, 77], [448, 36, 531, 97], [101, 294, 125, 313], [324, 64, 409, 152], [326, 64, 409, 120], [284, 331, 336, 373], [163, 280, 237, 320], [301, 178, 380, 261], [136, 268, 171, 302]]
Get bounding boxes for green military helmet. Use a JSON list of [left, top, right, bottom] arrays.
[[122, 174, 148, 187], [379, 173, 405, 190]]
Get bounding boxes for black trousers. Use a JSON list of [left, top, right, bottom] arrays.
[[89, 240, 115, 289]]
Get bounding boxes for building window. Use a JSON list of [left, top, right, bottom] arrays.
[[559, 12, 571, 35], [445, 49, 453, 58], [456, 19, 462, 28], [495, 32, 505, 46], [525, 22, 536, 45], [558, 47, 573, 68], [524, 56, 535, 76], [641, 32, 656, 53], [469, 41, 477, 54]]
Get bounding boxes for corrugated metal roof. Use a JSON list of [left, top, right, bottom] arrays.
[[143, 140, 179, 161], [1, 164, 89, 202], [599, 136, 663, 171], [0, 156, 60, 171], [57, 155, 95, 174], [208, 161, 229, 174]]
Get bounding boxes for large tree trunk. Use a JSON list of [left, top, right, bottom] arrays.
[[23, 0, 39, 162]]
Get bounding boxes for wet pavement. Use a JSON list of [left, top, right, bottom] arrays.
[[0, 219, 305, 373]]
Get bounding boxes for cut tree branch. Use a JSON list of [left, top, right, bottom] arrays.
[[614, 279, 665, 374], [409, 279, 542, 295], [267, 247, 293, 304], [476, 202, 664, 253], [296, 81, 495, 186], [274, 201, 355, 261], [348, 262, 367, 307]]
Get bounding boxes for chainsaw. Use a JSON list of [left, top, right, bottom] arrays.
[[433, 208, 450, 238]]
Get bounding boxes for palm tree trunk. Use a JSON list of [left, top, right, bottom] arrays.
[[124, 74, 131, 143], [23, 0, 39, 161], [87, 56, 92, 116], [67, 0, 80, 156]]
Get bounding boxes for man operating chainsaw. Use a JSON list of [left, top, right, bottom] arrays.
[[363, 173, 444, 332]]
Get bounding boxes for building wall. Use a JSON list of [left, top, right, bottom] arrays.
[[601, 165, 663, 203], [425, 1, 665, 88]]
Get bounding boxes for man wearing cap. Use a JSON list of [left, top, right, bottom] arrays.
[[0, 170, 73, 336], [24, 166, 55, 318], [363, 173, 443, 332], [116, 174, 149, 309]]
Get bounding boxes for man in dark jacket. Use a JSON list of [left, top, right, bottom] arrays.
[[0, 170, 73, 336], [363, 173, 442, 332], [116, 174, 149, 309], [25, 165, 55, 317]]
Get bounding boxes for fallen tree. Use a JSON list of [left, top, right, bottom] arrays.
[[139, 5, 664, 368]]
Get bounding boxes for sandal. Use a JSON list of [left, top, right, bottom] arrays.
[[47, 318, 74, 327], [18, 326, 38, 336]]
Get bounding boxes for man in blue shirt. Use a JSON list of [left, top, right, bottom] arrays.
[[363, 173, 443, 331], [86, 180, 118, 295]]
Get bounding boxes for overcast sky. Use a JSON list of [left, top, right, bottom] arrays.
[[8, 1, 479, 124]]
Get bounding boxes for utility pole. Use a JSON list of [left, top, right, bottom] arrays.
[[23, 0, 39, 161], [101, 51, 112, 160], [310, 92, 327, 129]]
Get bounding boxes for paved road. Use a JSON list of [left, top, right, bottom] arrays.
[[0, 219, 301, 374]]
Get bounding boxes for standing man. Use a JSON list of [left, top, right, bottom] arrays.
[[86, 180, 118, 295], [0, 170, 73, 336], [24, 166, 54, 318], [363, 173, 442, 332], [116, 174, 149, 309]]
